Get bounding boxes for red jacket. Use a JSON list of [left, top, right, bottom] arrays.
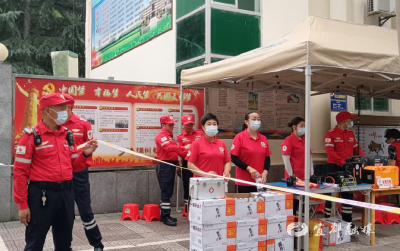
[[324, 126, 364, 166], [63, 113, 93, 167], [155, 129, 186, 160], [176, 129, 204, 158], [13, 121, 89, 210]]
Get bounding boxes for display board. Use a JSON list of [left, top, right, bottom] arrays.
[[208, 88, 305, 139], [14, 77, 204, 168], [91, 0, 173, 68], [353, 125, 400, 157]]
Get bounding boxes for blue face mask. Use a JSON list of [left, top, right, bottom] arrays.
[[205, 125, 218, 137], [49, 108, 68, 125], [250, 121, 261, 131], [298, 127, 306, 136]]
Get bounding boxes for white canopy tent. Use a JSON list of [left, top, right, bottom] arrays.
[[179, 16, 400, 249]]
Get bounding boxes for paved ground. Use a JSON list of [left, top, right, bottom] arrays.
[[1, 211, 400, 251]]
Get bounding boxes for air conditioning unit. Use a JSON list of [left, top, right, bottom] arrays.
[[368, 0, 391, 13]]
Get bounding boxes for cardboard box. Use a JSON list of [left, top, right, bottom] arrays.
[[237, 241, 266, 251], [189, 198, 235, 224], [236, 218, 267, 243], [266, 237, 294, 251], [252, 191, 293, 217], [190, 177, 226, 200], [190, 222, 236, 248], [226, 193, 265, 220], [319, 218, 351, 245], [189, 245, 236, 251], [266, 215, 295, 239]]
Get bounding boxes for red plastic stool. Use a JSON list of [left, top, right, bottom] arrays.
[[141, 204, 161, 222], [120, 203, 140, 221], [376, 196, 388, 204], [182, 205, 188, 218], [361, 210, 384, 224], [380, 203, 400, 224], [311, 198, 325, 214]]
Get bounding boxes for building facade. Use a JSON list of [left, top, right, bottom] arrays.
[[85, 0, 400, 163]]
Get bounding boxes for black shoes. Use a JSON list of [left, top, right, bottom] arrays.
[[161, 216, 177, 226]]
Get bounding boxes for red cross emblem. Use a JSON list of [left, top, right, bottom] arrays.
[[209, 187, 214, 193]]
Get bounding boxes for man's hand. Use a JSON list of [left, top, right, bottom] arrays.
[[19, 208, 31, 226], [261, 170, 268, 184], [83, 140, 98, 156], [184, 144, 191, 150], [247, 166, 260, 179], [176, 167, 182, 178], [223, 171, 231, 181]]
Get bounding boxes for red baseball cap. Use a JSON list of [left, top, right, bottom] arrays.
[[63, 93, 75, 107], [160, 115, 176, 124], [181, 115, 194, 125], [39, 93, 71, 110], [336, 111, 357, 123]]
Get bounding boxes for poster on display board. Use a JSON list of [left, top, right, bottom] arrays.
[[14, 77, 204, 168], [353, 125, 400, 157], [208, 88, 305, 139], [91, 0, 173, 68]]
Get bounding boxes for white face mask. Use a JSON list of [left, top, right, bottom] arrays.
[[249, 121, 261, 131], [298, 127, 306, 136], [49, 108, 68, 125], [347, 121, 354, 129], [205, 125, 218, 137]]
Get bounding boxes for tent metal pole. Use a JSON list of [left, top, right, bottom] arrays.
[[304, 65, 312, 251], [176, 85, 184, 213]]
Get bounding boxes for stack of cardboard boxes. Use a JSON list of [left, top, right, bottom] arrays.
[[189, 178, 296, 251]]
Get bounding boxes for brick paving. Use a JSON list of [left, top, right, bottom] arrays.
[[1, 211, 400, 250]]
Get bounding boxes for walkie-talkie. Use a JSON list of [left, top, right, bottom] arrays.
[[66, 128, 75, 146], [32, 128, 42, 146]]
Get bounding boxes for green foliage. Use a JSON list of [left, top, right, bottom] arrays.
[[0, 0, 86, 77]]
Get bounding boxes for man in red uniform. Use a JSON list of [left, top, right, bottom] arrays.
[[176, 115, 203, 214], [155, 115, 190, 226], [63, 94, 104, 251], [13, 93, 98, 251], [324, 111, 364, 222]]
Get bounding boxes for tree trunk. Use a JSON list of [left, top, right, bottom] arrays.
[[23, 0, 31, 39]]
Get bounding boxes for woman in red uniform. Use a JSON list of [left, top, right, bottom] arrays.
[[282, 117, 313, 215], [186, 113, 231, 178], [281, 117, 313, 181], [230, 112, 271, 193]]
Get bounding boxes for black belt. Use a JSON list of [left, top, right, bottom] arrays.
[[29, 180, 73, 191]]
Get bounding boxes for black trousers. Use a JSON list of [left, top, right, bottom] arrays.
[[324, 163, 354, 222], [73, 169, 103, 249], [156, 161, 177, 218], [181, 160, 193, 207], [236, 185, 258, 193], [24, 182, 74, 251]]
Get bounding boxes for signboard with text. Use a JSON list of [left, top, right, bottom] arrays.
[[91, 0, 173, 68], [330, 93, 347, 111], [14, 77, 204, 168]]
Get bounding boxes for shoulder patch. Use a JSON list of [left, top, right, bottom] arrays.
[[16, 146, 26, 155], [161, 137, 167, 142], [88, 130, 93, 140], [325, 138, 331, 143]]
